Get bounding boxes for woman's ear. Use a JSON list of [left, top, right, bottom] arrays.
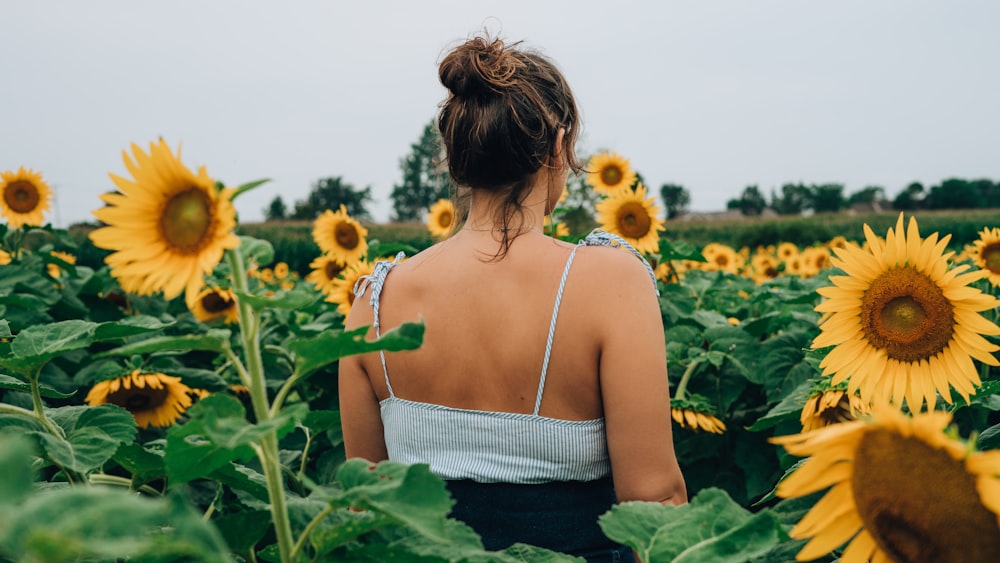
[[550, 127, 566, 166]]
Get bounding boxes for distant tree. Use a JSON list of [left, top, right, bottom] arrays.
[[770, 183, 812, 215], [391, 120, 453, 221], [892, 182, 925, 211], [659, 183, 690, 219], [847, 185, 887, 206], [926, 178, 985, 210], [725, 198, 741, 210], [290, 176, 372, 220], [737, 185, 767, 216], [264, 196, 288, 221], [811, 183, 846, 213]]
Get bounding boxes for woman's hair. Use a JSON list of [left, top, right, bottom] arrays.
[[437, 34, 582, 257]]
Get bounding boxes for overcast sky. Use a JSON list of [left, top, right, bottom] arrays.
[[4, 1, 999, 227]]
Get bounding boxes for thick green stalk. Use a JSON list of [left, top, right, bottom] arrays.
[[227, 249, 294, 563], [673, 358, 703, 402], [28, 368, 64, 439]]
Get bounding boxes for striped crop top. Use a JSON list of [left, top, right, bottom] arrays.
[[353, 229, 659, 484]]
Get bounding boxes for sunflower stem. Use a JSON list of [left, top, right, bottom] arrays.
[[270, 370, 304, 417], [673, 358, 703, 402], [89, 474, 161, 496], [289, 505, 334, 562], [226, 249, 295, 563], [27, 368, 65, 439]]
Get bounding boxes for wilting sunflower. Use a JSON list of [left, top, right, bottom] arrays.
[[772, 406, 1000, 562], [595, 184, 664, 254], [312, 205, 368, 264], [670, 398, 726, 434], [85, 370, 194, 429], [970, 226, 1000, 286], [46, 250, 77, 279], [427, 199, 456, 239], [186, 286, 239, 324], [89, 140, 240, 299], [306, 253, 348, 297], [586, 151, 637, 194], [800, 381, 868, 433], [328, 259, 374, 317], [813, 213, 1000, 410], [0, 166, 52, 228]]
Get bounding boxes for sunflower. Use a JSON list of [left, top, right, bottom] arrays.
[[0, 249, 11, 266], [426, 199, 456, 239], [89, 140, 240, 300], [46, 250, 77, 278], [595, 184, 664, 254], [800, 381, 868, 433], [670, 398, 726, 434], [312, 205, 368, 264], [586, 151, 637, 194], [85, 370, 193, 429], [0, 166, 52, 228], [801, 246, 832, 277], [186, 286, 239, 324], [772, 406, 1000, 562], [777, 242, 800, 262], [328, 259, 375, 317], [813, 213, 1000, 410], [970, 226, 1000, 286], [273, 261, 290, 280], [307, 254, 349, 296], [750, 253, 781, 284], [701, 242, 741, 274]]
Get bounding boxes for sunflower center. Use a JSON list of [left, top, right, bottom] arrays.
[[160, 189, 214, 254], [3, 180, 41, 213], [616, 202, 652, 239], [324, 260, 345, 280], [983, 243, 1000, 274], [601, 165, 623, 187], [852, 428, 1000, 563], [861, 267, 954, 362], [107, 385, 168, 413], [335, 222, 360, 250], [438, 210, 454, 229], [201, 291, 233, 313]]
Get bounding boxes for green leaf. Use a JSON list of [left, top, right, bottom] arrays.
[[0, 373, 75, 398], [212, 509, 272, 551], [38, 405, 137, 473], [0, 488, 231, 562], [230, 178, 271, 200], [0, 319, 12, 338], [93, 316, 173, 341], [165, 394, 307, 485], [209, 462, 270, 502], [290, 321, 424, 377], [96, 329, 231, 357], [310, 511, 396, 554], [112, 443, 167, 486], [10, 319, 97, 362], [748, 379, 815, 432], [238, 236, 275, 267], [660, 238, 707, 262], [235, 288, 320, 311], [978, 423, 1000, 450], [0, 433, 35, 507], [336, 459, 455, 544], [599, 488, 784, 563], [303, 409, 342, 434]]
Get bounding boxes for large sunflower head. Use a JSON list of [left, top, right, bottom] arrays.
[[0, 166, 52, 228], [89, 140, 240, 300], [312, 205, 368, 264], [594, 184, 664, 254], [813, 213, 1000, 411], [328, 259, 374, 317], [85, 370, 194, 429], [971, 226, 1000, 287], [186, 285, 239, 324], [306, 253, 348, 297], [772, 406, 1000, 562], [426, 199, 456, 239], [586, 151, 637, 194]]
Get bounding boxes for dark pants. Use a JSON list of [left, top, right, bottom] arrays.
[[445, 477, 635, 563]]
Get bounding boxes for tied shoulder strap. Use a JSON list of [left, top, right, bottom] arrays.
[[579, 229, 659, 296], [352, 251, 406, 397]]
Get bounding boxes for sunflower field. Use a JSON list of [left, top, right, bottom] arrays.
[[1, 143, 1000, 563]]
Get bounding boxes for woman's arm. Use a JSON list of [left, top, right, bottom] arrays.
[[591, 249, 687, 505], [338, 293, 389, 463]]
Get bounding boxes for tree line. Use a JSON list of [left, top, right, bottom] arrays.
[[263, 121, 1000, 223]]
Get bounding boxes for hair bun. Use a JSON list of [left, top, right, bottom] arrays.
[[440, 36, 522, 97]]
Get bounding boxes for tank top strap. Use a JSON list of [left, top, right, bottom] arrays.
[[353, 251, 406, 397], [532, 229, 660, 415]]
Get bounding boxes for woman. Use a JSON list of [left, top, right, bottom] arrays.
[[339, 34, 686, 561]]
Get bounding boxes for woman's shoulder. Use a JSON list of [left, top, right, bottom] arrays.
[[572, 231, 659, 294]]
